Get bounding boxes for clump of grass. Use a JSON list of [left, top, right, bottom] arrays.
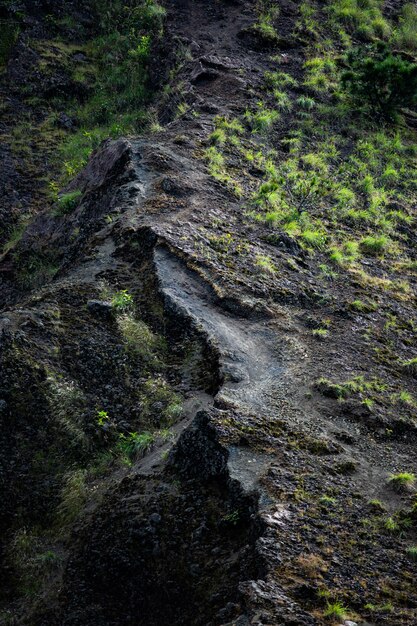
[[406, 546, 417, 561], [55, 0, 166, 182], [245, 102, 280, 133], [118, 315, 163, 362], [320, 495, 337, 507], [252, 5, 280, 42], [388, 472, 415, 492], [319, 263, 337, 279], [360, 235, 389, 256], [402, 358, 417, 377], [301, 229, 327, 250], [256, 254, 276, 273], [205, 146, 227, 180], [209, 128, 227, 146], [331, 0, 390, 40], [140, 377, 183, 424], [312, 328, 329, 339], [56, 469, 88, 527], [117, 431, 155, 459], [368, 499, 386, 513], [393, 4, 417, 51], [323, 601, 347, 620], [303, 56, 338, 93], [349, 299, 377, 313], [265, 70, 298, 89], [273, 90, 292, 111], [57, 190, 82, 214], [1, 217, 31, 255], [7, 529, 61, 597], [47, 375, 89, 452], [221, 510, 240, 525], [316, 375, 385, 400], [392, 390, 414, 406], [296, 553, 328, 577], [209, 116, 244, 146], [365, 601, 394, 613], [296, 95, 316, 110], [384, 516, 400, 532], [336, 459, 357, 474]]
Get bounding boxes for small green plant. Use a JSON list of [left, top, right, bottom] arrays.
[[365, 601, 394, 613], [320, 495, 337, 506], [252, 3, 279, 42], [323, 601, 347, 620], [209, 128, 227, 146], [360, 234, 389, 256], [392, 390, 414, 406], [256, 255, 276, 273], [245, 102, 280, 134], [388, 472, 415, 492], [316, 375, 385, 400], [57, 190, 82, 214], [117, 431, 155, 459], [319, 264, 337, 279], [402, 358, 417, 376], [111, 289, 134, 311], [384, 516, 399, 532], [96, 410, 110, 427], [35, 550, 60, 567], [312, 328, 329, 339], [303, 56, 338, 93], [301, 229, 327, 250], [297, 95, 316, 110], [406, 546, 417, 561], [273, 90, 292, 112], [1, 217, 30, 255], [349, 299, 378, 313], [177, 101, 189, 117], [368, 499, 386, 513]]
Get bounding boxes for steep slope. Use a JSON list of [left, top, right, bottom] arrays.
[[0, 0, 417, 625]]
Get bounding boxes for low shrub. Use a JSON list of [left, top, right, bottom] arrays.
[[342, 44, 417, 119]]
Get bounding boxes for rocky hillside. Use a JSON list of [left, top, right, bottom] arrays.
[[0, 0, 417, 625]]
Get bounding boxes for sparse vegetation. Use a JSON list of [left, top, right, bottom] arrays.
[[406, 546, 417, 561], [316, 375, 386, 400], [323, 600, 347, 621], [111, 289, 134, 311], [117, 431, 155, 459], [57, 190, 82, 214], [402, 358, 417, 377], [56, 469, 88, 527], [388, 472, 415, 492]]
